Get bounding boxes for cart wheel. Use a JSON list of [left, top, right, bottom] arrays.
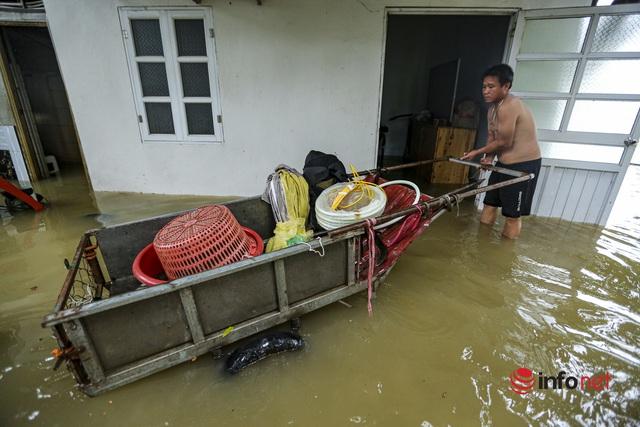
[[290, 317, 301, 332]]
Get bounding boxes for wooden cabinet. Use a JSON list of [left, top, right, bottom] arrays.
[[407, 121, 476, 185], [431, 127, 476, 184]]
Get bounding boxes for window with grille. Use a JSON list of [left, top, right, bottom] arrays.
[[119, 8, 223, 143]]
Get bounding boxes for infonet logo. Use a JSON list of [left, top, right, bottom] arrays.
[[509, 367, 612, 395]]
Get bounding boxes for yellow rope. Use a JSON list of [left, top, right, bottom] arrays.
[[331, 164, 382, 210], [279, 169, 309, 221], [266, 169, 311, 253]]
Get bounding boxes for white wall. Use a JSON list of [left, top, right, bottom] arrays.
[[43, 0, 589, 196]]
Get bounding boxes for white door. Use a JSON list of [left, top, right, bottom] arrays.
[[507, 3, 640, 225]]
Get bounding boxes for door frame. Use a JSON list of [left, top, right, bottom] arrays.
[[0, 17, 90, 186], [0, 19, 45, 181], [375, 7, 519, 167]]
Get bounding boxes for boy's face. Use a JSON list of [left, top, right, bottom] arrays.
[[482, 76, 510, 103]]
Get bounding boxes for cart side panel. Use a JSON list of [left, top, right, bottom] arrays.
[[94, 216, 178, 283], [94, 197, 275, 282], [49, 234, 362, 395], [82, 292, 191, 372], [193, 263, 279, 336], [225, 197, 275, 240], [285, 240, 348, 304]]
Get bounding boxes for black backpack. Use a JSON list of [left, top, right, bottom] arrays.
[[303, 150, 348, 230]]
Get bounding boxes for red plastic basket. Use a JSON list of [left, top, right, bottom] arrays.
[[152, 205, 263, 281]]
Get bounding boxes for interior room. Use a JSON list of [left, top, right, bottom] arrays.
[[379, 13, 511, 186], [1, 26, 81, 178]]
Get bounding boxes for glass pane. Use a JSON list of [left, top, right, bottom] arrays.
[[180, 63, 210, 97], [130, 19, 163, 56], [520, 18, 590, 53], [185, 103, 214, 135], [540, 141, 623, 163], [633, 144, 640, 164], [513, 61, 577, 93], [174, 19, 206, 56], [568, 101, 640, 134], [138, 63, 169, 97], [592, 14, 640, 52], [145, 102, 174, 134], [580, 60, 640, 94], [522, 99, 567, 130]]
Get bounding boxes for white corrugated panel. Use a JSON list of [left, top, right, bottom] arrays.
[[532, 167, 617, 224]]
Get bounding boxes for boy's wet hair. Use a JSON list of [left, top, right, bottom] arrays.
[[482, 64, 514, 88]]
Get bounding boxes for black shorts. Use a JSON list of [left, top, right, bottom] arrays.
[[483, 158, 541, 218]]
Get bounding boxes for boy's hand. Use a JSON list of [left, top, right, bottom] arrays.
[[460, 149, 481, 161]]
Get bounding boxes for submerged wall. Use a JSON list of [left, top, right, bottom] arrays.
[[43, 0, 589, 196]]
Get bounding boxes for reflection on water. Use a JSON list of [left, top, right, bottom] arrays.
[[0, 168, 638, 426]]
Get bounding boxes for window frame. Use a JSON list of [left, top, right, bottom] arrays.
[[119, 7, 224, 144], [510, 9, 640, 144]]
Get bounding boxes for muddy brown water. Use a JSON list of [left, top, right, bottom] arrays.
[[1, 168, 638, 426]]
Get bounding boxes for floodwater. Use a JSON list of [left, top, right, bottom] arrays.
[[1, 167, 638, 426]]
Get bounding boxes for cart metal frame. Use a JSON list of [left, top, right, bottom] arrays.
[[42, 196, 376, 396], [42, 159, 533, 396]]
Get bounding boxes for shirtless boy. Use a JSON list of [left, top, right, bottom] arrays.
[[460, 64, 541, 239]]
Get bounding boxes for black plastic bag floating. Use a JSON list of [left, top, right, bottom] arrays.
[[225, 332, 305, 374]]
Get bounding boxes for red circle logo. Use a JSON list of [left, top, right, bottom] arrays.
[[509, 367, 535, 395]]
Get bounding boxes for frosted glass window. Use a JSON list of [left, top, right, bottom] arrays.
[[632, 144, 640, 164], [568, 101, 640, 134], [520, 18, 590, 53], [592, 15, 640, 52], [523, 99, 567, 130], [540, 141, 623, 163], [131, 19, 163, 57], [580, 60, 640, 94], [513, 61, 577, 93]]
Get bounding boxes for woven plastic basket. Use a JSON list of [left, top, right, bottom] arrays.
[[153, 205, 263, 280]]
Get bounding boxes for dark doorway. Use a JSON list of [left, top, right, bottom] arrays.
[[1, 26, 81, 177], [379, 14, 511, 182]]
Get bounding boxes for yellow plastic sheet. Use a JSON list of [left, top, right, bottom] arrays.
[[266, 218, 312, 253]]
